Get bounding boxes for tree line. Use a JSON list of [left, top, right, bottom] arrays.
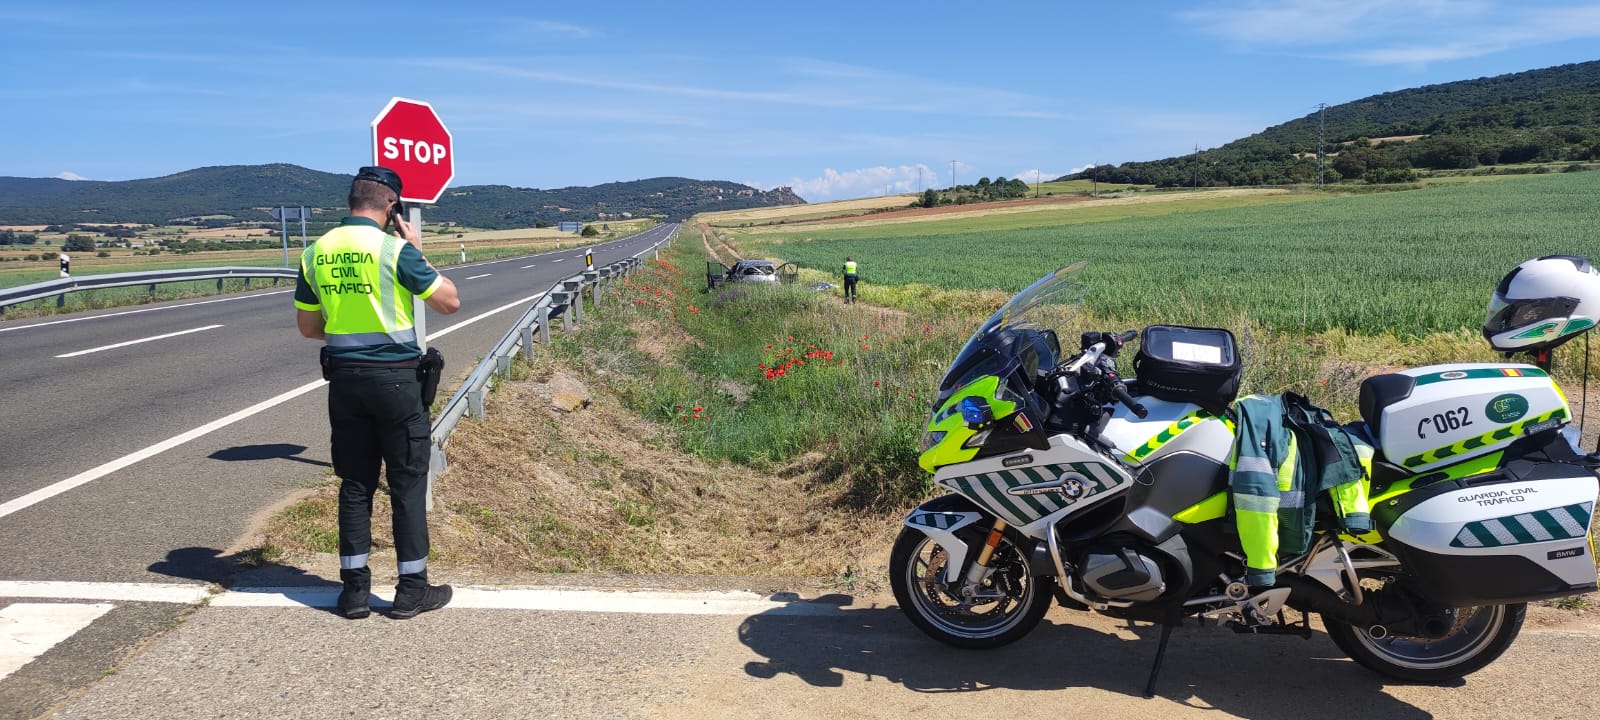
[[1063, 59, 1600, 187], [917, 176, 1031, 207]]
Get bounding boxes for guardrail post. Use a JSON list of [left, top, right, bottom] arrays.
[[495, 354, 512, 377], [56, 294, 66, 308], [216, 278, 224, 292], [549, 290, 571, 331], [582, 270, 599, 311], [538, 303, 551, 344], [468, 385, 485, 418], [427, 445, 447, 512], [520, 324, 536, 359], [561, 279, 583, 325]]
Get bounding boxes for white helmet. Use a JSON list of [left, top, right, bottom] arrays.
[[1484, 255, 1600, 352]]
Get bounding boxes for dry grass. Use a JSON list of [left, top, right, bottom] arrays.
[[260, 352, 899, 581], [700, 195, 915, 225], [735, 187, 1293, 235]]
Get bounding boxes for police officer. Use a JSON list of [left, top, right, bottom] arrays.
[[842, 256, 859, 303], [294, 166, 460, 619]]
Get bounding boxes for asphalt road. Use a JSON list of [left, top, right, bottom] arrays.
[[0, 222, 677, 584], [0, 224, 675, 717], [13, 584, 1600, 720]]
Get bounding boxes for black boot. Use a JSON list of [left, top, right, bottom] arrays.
[[391, 572, 452, 619], [337, 567, 371, 619]]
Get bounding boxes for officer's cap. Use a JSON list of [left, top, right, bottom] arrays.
[[354, 166, 403, 197]]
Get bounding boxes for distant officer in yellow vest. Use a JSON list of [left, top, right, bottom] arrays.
[[842, 256, 859, 304], [294, 166, 460, 620]]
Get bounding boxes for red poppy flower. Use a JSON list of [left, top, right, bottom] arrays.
[[873, 381, 881, 386], [693, 406, 703, 413]]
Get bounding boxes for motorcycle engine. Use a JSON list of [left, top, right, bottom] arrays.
[[1080, 544, 1167, 602]]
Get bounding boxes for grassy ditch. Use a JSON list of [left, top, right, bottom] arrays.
[[258, 228, 1540, 581]]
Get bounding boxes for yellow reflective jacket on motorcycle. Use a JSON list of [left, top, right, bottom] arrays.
[[1228, 393, 1372, 586]]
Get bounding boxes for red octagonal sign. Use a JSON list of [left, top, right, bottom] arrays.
[[371, 97, 454, 204]]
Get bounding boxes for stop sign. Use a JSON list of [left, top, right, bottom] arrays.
[[370, 97, 454, 204]]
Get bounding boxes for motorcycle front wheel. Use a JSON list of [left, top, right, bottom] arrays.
[[1323, 603, 1526, 683], [888, 526, 1053, 649]]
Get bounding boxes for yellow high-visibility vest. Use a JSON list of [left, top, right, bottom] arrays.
[[301, 225, 417, 349]]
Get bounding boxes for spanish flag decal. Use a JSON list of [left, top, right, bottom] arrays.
[[1501, 368, 1523, 377]]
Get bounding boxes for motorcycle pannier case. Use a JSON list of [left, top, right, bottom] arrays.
[[1374, 467, 1598, 606], [1133, 325, 1241, 414]]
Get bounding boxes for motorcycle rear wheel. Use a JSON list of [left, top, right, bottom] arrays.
[[1323, 603, 1525, 683], [889, 526, 1053, 649]]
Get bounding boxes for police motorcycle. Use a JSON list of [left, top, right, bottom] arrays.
[[890, 257, 1600, 694]]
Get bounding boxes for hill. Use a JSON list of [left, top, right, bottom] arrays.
[[0, 164, 805, 228], [1063, 60, 1600, 187]]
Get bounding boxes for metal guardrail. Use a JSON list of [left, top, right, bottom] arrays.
[[424, 229, 677, 507], [0, 266, 298, 310]]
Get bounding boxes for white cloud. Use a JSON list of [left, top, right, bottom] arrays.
[[1179, 1, 1600, 66], [781, 165, 940, 201], [1012, 168, 1071, 183], [55, 171, 87, 181]]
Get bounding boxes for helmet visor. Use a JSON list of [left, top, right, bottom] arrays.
[[1485, 295, 1580, 334]]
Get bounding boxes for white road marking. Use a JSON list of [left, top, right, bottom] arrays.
[[0, 378, 327, 520], [519, 264, 537, 269], [217, 586, 849, 616], [464, 273, 492, 280], [0, 580, 851, 617], [55, 324, 224, 358], [0, 290, 290, 334], [427, 292, 546, 339], [0, 291, 546, 516], [0, 603, 114, 681], [551, 258, 564, 262], [0, 581, 211, 604]]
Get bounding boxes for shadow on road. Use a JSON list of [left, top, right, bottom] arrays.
[[208, 443, 331, 468], [147, 546, 350, 615], [739, 603, 1432, 719]]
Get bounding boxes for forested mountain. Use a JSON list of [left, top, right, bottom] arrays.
[[1062, 60, 1600, 187], [0, 164, 805, 227]]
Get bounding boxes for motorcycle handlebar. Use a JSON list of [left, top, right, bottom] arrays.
[[1109, 380, 1148, 418]]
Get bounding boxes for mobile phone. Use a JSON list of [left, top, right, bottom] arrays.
[[389, 200, 408, 232]]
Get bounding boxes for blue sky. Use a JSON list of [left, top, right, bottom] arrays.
[[4, 1, 1599, 201]]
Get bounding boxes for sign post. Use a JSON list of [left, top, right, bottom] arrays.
[[271, 206, 309, 267], [371, 97, 454, 352]]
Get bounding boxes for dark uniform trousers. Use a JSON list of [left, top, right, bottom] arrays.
[[843, 273, 859, 301], [327, 365, 431, 590]]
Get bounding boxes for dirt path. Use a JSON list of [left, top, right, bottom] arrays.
[[698, 223, 742, 264]]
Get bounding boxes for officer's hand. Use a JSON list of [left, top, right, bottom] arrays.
[[393, 213, 421, 247]]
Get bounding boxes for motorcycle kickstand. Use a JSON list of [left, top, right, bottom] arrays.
[[1143, 616, 1181, 699]]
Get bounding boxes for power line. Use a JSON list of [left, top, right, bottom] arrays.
[[1316, 103, 1327, 189]]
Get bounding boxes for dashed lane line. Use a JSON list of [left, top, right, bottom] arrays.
[[55, 324, 224, 358], [0, 292, 545, 519], [464, 273, 492, 280], [0, 291, 290, 334]]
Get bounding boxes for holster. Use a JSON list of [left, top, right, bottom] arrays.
[[417, 347, 445, 407], [319, 346, 335, 381]]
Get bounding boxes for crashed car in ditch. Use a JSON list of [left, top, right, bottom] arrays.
[[707, 259, 797, 289]]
